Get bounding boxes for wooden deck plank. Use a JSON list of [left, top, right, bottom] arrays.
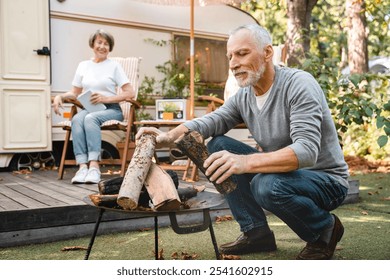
[[0, 193, 26, 211], [6, 183, 66, 208], [0, 184, 48, 209], [13, 181, 83, 206]]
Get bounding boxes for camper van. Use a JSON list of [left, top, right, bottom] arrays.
[[0, 0, 258, 171]]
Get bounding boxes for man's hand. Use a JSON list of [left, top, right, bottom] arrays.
[[203, 151, 247, 184], [135, 127, 172, 148]]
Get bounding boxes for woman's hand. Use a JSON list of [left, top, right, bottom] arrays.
[[52, 95, 64, 116], [203, 151, 248, 184], [90, 93, 106, 104]]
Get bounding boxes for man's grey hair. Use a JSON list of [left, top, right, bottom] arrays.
[[229, 24, 272, 51]]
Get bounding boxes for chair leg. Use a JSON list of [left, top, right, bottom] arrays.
[[182, 159, 192, 181], [120, 139, 130, 177], [190, 165, 198, 182], [58, 129, 71, 180]]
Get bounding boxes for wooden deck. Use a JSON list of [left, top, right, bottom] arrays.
[[0, 166, 229, 248]]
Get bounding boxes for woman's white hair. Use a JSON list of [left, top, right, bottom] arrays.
[[229, 24, 272, 52]]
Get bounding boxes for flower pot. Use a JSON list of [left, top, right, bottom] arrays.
[[162, 112, 174, 120]]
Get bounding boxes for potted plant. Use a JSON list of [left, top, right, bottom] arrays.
[[161, 101, 179, 120]]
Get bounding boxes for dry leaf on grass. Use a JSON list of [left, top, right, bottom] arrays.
[[171, 251, 199, 260], [221, 254, 241, 260], [216, 215, 234, 223], [61, 246, 88, 251], [181, 252, 199, 260], [138, 227, 152, 232]]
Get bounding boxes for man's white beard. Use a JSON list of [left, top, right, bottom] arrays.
[[236, 64, 266, 88]]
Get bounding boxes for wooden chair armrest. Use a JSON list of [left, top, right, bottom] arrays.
[[124, 99, 142, 109], [50, 95, 83, 109], [198, 95, 224, 105], [63, 98, 83, 108]]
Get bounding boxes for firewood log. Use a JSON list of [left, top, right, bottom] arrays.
[[144, 162, 181, 211], [89, 194, 119, 208], [175, 130, 237, 194], [117, 133, 157, 210], [98, 170, 179, 195], [98, 176, 123, 195]]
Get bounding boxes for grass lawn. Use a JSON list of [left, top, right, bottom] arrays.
[[0, 173, 389, 260]]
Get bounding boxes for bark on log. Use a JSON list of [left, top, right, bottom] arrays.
[[144, 162, 181, 211], [98, 177, 123, 195], [117, 133, 157, 210], [98, 170, 179, 195], [175, 130, 237, 194]]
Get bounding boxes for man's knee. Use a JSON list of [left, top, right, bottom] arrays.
[[250, 173, 282, 209], [206, 135, 228, 153]]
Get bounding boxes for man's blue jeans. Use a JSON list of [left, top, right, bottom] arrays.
[[71, 107, 123, 164], [207, 135, 348, 243]]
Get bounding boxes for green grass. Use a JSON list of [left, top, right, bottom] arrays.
[[0, 173, 389, 260]]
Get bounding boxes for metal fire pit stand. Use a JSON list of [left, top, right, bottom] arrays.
[[83, 191, 224, 260]]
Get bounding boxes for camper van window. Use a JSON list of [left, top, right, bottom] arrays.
[[174, 35, 229, 85]]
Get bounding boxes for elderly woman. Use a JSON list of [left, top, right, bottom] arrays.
[[53, 29, 135, 184]]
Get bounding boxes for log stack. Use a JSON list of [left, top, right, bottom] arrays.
[[89, 133, 181, 211]]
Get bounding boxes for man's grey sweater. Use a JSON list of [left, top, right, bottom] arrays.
[[184, 66, 349, 188]]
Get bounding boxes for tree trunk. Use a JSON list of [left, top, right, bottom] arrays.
[[346, 0, 369, 74], [286, 0, 318, 66]]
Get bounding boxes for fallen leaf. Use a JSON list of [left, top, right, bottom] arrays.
[[138, 227, 152, 232], [216, 215, 234, 223], [12, 170, 31, 175], [171, 252, 179, 259], [180, 251, 199, 260], [222, 254, 241, 260], [61, 246, 88, 251]]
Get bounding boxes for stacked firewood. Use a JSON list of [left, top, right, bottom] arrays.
[[89, 130, 236, 211], [89, 133, 181, 211]]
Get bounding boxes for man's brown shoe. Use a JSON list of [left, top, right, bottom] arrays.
[[219, 231, 277, 255], [296, 214, 344, 260]]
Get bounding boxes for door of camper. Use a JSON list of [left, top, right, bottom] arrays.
[[0, 0, 51, 158]]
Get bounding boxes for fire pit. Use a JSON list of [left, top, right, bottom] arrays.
[[83, 190, 225, 260]]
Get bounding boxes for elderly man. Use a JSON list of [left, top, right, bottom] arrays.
[[136, 24, 349, 260]]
